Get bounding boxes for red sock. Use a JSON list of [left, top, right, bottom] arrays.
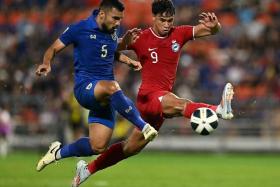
[[183, 102, 217, 119], [88, 142, 127, 174]]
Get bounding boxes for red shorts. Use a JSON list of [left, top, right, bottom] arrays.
[[137, 90, 169, 130]]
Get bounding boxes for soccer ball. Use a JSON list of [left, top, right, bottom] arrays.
[[190, 107, 219, 135]]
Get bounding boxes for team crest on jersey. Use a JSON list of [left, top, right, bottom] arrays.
[[171, 40, 180, 52], [111, 32, 118, 41]]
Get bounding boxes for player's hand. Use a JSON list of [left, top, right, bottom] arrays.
[[128, 59, 142, 71], [199, 12, 221, 31], [122, 28, 141, 46], [36, 63, 51, 76]]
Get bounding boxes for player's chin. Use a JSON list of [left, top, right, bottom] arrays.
[[108, 27, 117, 34], [161, 29, 170, 36]]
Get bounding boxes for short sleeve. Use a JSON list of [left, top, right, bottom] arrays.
[[59, 25, 77, 46], [176, 25, 194, 44]]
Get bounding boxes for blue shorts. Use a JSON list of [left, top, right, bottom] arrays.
[[74, 79, 116, 129]]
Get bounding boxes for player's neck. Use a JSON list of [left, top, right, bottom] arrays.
[[151, 27, 168, 38]]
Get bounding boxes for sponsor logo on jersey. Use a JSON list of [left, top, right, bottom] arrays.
[[90, 34, 96, 39], [148, 48, 157, 51], [171, 40, 180, 52], [86, 83, 93, 90], [111, 32, 118, 41], [125, 106, 132, 113]]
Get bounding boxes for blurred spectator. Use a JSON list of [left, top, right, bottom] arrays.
[[0, 0, 279, 141], [0, 105, 12, 157]]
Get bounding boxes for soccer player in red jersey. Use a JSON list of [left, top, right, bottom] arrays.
[[71, 1, 234, 186]]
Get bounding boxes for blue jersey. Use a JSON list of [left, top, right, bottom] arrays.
[[59, 10, 119, 84]]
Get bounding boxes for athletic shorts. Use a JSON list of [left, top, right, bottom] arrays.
[[136, 90, 169, 130], [74, 79, 116, 129]]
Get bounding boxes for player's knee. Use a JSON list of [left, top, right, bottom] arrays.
[[89, 142, 107, 154], [164, 99, 187, 116], [174, 99, 190, 111], [107, 81, 121, 95], [92, 145, 107, 154]]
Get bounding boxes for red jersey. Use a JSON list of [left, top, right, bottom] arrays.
[[129, 26, 194, 92]]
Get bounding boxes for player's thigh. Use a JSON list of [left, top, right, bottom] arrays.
[[74, 79, 101, 109], [123, 128, 149, 156], [88, 123, 113, 153], [161, 92, 191, 117]]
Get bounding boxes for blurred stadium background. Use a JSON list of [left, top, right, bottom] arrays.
[[0, 0, 280, 156]]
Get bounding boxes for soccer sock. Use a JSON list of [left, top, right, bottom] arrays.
[[88, 142, 127, 174], [111, 90, 146, 130], [58, 137, 96, 159], [183, 102, 217, 119]]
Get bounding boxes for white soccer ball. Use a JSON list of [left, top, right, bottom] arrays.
[[190, 107, 219, 135]]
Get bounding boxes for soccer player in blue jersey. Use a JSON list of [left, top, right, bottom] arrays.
[[35, 0, 158, 172]]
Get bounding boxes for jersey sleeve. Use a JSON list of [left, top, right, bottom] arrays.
[[127, 37, 141, 56], [176, 25, 194, 44], [59, 24, 77, 46]]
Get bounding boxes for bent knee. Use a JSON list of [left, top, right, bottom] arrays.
[[107, 81, 121, 95], [163, 99, 187, 116], [90, 143, 108, 154]]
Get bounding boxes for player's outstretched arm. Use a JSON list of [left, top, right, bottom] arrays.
[[117, 28, 141, 51], [194, 12, 221, 38], [115, 52, 142, 71], [36, 39, 66, 76]]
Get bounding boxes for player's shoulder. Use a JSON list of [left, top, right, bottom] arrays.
[[139, 28, 153, 38], [72, 19, 88, 29], [172, 25, 193, 32], [66, 19, 88, 32], [131, 28, 151, 45]]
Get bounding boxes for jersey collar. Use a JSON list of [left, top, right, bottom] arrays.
[[88, 9, 100, 30], [149, 27, 168, 39]]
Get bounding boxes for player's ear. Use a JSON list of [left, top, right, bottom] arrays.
[[99, 9, 106, 20]]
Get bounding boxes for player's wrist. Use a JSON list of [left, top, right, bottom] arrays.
[[42, 61, 51, 66], [211, 22, 221, 34]]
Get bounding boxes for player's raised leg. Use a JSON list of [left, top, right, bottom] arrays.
[[94, 80, 158, 140], [72, 128, 149, 187], [161, 83, 234, 120]]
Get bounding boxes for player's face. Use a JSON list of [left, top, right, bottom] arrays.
[[102, 8, 124, 33], [153, 14, 174, 36]]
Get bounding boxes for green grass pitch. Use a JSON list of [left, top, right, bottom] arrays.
[[0, 151, 279, 187]]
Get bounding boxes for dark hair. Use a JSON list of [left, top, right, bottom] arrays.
[[152, 0, 175, 16], [99, 0, 125, 12]]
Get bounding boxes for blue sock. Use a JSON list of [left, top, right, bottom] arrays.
[[111, 90, 146, 130], [60, 137, 96, 158]]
